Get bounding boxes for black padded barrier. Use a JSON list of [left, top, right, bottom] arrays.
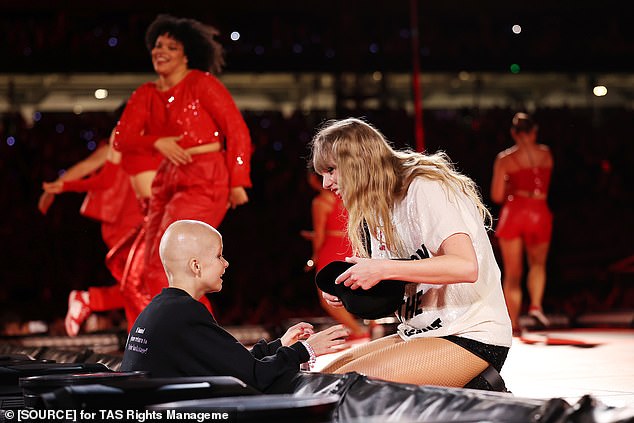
[[83, 352, 123, 371], [0, 343, 47, 359], [20, 371, 148, 408], [36, 348, 93, 364], [0, 362, 110, 418], [148, 393, 341, 423], [288, 371, 634, 423], [0, 362, 109, 396], [40, 376, 261, 410], [0, 354, 38, 365]]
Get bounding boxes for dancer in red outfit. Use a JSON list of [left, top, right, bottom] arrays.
[[305, 173, 369, 339], [313, 192, 351, 270], [43, 134, 145, 334], [113, 15, 252, 310], [491, 113, 553, 336]]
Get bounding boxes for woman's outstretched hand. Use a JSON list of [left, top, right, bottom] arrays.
[[42, 181, 64, 195], [304, 324, 350, 356]]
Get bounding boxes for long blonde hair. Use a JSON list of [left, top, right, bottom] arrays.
[[310, 118, 491, 257]]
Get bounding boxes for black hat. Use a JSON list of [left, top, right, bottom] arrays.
[[315, 261, 406, 320]]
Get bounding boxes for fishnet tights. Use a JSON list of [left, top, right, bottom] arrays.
[[322, 335, 488, 387]]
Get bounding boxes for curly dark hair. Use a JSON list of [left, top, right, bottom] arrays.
[[145, 14, 225, 75]]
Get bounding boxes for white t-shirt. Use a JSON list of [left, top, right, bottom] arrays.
[[371, 177, 512, 347]]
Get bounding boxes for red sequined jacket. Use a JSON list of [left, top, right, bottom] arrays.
[[113, 70, 252, 188]]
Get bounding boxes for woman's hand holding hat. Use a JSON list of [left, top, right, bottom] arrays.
[[321, 291, 343, 308], [336, 256, 387, 290], [315, 260, 406, 320]]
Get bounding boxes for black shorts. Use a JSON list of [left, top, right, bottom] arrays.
[[442, 335, 509, 372]]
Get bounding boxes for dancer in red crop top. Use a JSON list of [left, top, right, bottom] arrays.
[[113, 14, 252, 310], [491, 113, 553, 335]]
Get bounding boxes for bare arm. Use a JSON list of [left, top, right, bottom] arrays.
[[38, 143, 109, 214], [490, 154, 507, 205], [335, 233, 479, 290], [541, 145, 554, 168], [57, 143, 109, 181]]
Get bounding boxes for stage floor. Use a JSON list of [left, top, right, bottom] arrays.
[[313, 328, 634, 408]]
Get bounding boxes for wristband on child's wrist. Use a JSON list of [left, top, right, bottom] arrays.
[[299, 340, 316, 370]]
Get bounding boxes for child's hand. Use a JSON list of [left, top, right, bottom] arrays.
[[281, 322, 314, 346]]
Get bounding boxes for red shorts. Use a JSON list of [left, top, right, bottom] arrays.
[[495, 196, 553, 245]]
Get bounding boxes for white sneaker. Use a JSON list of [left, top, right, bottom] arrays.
[[65, 290, 91, 336], [528, 307, 550, 328]]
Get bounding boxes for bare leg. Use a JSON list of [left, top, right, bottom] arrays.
[[318, 289, 367, 337], [322, 334, 402, 373], [498, 238, 524, 333], [525, 242, 550, 327], [324, 335, 488, 387]]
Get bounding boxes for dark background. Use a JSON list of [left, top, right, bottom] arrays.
[[1, 1, 632, 331], [2, 0, 633, 73]]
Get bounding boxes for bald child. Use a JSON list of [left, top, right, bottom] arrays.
[[120, 220, 348, 393]]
